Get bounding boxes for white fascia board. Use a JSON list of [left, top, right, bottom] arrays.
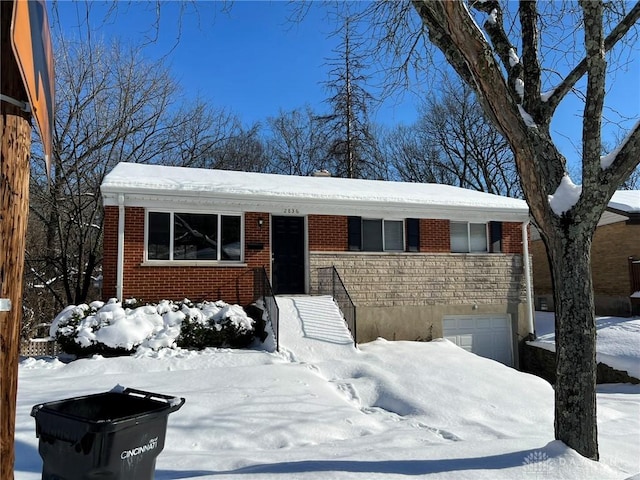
[[102, 188, 530, 223]]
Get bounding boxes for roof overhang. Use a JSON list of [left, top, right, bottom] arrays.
[[606, 207, 640, 225], [101, 189, 529, 223]]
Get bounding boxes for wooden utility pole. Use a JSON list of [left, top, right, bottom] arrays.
[[1, 1, 33, 477]]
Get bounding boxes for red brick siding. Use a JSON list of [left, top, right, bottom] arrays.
[[102, 206, 119, 299], [106, 207, 270, 306], [307, 216, 453, 253], [305, 216, 521, 254], [420, 219, 450, 252], [502, 222, 524, 254], [308, 215, 348, 251], [244, 212, 271, 270]]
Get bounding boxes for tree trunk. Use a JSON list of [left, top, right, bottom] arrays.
[[547, 227, 599, 460]]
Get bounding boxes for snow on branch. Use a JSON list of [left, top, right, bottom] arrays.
[[601, 119, 640, 170], [548, 175, 582, 216], [517, 105, 537, 128]]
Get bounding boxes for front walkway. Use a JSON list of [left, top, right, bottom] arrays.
[[277, 295, 357, 363]]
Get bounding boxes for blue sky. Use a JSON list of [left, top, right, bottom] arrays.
[[49, 1, 423, 127], [48, 1, 638, 173]]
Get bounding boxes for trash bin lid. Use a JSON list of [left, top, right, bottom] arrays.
[[31, 388, 185, 434]]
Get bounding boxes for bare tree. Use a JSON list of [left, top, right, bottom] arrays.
[[381, 0, 640, 459], [29, 38, 174, 311], [605, 135, 640, 189], [622, 167, 640, 189], [206, 124, 269, 173], [321, 15, 382, 179], [420, 77, 520, 196], [26, 37, 241, 322], [388, 75, 520, 196], [265, 106, 330, 176], [156, 101, 248, 170], [385, 123, 457, 184]]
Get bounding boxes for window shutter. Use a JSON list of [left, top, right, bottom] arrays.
[[490, 221, 502, 253], [406, 218, 420, 252], [348, 216, 362, 251]]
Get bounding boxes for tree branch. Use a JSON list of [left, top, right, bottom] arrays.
[[472, 1, 524, 105], [545, 1, 640, 115], [580, 0, 606, 185], [411, 1, 517, 137], [600, 122, 640, 188], [518, 1, 542, 123]]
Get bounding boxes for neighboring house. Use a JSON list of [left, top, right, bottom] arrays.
[[531, 190, 640, 317], [100, 163, 533, 367]]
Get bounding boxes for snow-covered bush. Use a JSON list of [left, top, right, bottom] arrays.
[[50, 298, 258, 357], [176, 300, 256, 350]]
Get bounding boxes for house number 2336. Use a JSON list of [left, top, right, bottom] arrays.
[[283, 208, 299, 214]]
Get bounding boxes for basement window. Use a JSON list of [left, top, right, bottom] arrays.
[[146, 211, 242, 262]]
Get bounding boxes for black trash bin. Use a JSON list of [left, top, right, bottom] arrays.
[[31, 387, 185, 480]]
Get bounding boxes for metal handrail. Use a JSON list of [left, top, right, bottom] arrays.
[[316, 266, 357, 345], [253, 267, 279, 351]]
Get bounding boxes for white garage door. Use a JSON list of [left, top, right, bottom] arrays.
[[442, 315, 513, 366]]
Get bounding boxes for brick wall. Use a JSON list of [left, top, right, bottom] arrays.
[[531, 238, 552, 295], [532, 221, 639, 298], [308, 215, 348, 251], [531, 220, 639, 315], [306, 217, 523, 254], [421, 219, 450, 252], [102, 206, 118, 299], [310, 252, 527, 307], [502, 222, 525, 254], [102, 207, 270, 306], [592, 221, 638, 296], [244, 212, 271, 271]]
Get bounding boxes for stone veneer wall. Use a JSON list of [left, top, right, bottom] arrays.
[[309, 252, 527, 307], [309, 251, 531, 357]]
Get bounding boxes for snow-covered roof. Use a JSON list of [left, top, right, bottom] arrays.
[[101, 162, 530, 222], [531, 189, 640, 240], [608, 190, 640, 215]]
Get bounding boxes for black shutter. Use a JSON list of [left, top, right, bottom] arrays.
[[348, 216, 362, 251], [406, 218, 420, 252], [490, 221, 502, 253]]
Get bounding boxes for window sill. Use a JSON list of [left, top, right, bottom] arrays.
[[140, 261, 248, 267]]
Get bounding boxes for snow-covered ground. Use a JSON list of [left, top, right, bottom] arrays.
[[15, 298, 640, 479], [531, 311, 640, 380]]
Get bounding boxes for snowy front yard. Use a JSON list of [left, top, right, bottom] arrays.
[[530, 311, 640, 380], [14, 303, 640, 479]]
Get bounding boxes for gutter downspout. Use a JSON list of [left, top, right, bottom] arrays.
[[116, 194, 125, 301], [522, 220, 535, 338]]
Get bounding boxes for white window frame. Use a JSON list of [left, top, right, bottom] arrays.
[[450, 222, 488, 253], [145, 209, 244, 264]]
